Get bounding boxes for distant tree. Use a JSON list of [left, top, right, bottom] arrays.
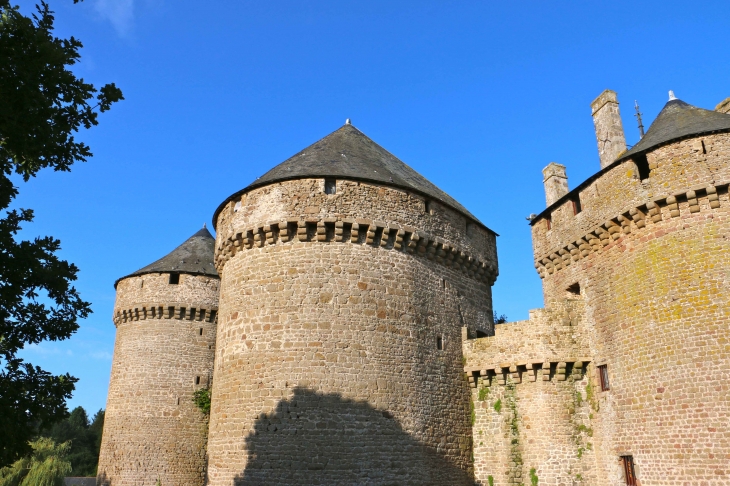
[[493, 311, 508, 324], [0, 0, 122, 467], [43, 406, 104, 476], [0, 437, 72, 486]]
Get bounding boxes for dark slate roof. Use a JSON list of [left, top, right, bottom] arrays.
[[619, 98, 730, 161], [530, 97, 730, 226], [213, 123, 492, 232], [114, 227, 218, 287]]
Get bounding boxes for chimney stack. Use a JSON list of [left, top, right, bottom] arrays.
[[543, 162, 568, 207], [716, 97, 730, 114], [591, 89, 627, 169]]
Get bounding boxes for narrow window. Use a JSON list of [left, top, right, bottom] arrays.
[[324, 178, 336, 195], [620, 456, 637, 486], [199, 328, 203, 336], [546, 215, 552, 231], [195, 376, 201, 385], [572, 196, 582, 215], [633, 154, 650, 180], [436, 335, 444, 350], [598, 364, 610, 391], [425, 200, 432, 214], [169, 273, 180, 285], [567, 282, 581, 296]]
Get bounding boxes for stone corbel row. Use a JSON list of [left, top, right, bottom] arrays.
[[535, 182, 727, 278], [114, 304, 218, 325], [465, 358, 591, 387], [215, 218, 498, 285]]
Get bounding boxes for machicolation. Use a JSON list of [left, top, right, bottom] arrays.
[[98, 90, 730, 486]]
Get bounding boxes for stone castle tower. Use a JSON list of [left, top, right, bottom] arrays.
[[206, 123, 497, 484], [98, 91, 730, 486], [97, 228, 220, 485], [465, 91, 730, 485]]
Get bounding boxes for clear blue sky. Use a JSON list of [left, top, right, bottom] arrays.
[[13, 0, 730, 414]]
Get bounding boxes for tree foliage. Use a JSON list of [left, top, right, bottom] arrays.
[[0, 438, 72, 486], [0, 0, 122, 467], [42, 406, 104, 476]]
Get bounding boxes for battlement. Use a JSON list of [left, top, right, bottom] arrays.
[[215, 216, 498, 285], [531, 131, 730, 271], [113, 303, 218, 326]]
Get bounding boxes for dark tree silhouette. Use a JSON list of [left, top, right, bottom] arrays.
[[0, 0, 122, 466]]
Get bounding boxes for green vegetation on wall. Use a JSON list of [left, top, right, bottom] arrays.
[[193, 388, 212, 415]]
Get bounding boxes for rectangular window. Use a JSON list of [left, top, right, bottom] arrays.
[[572, 196, 582, 215], [598, 364, 610, 391], [436, 335, 444, 350], [546, 215, 552, 231], [169, 273, 180, 285], [324, 178, 336, 195], [620, 455, 637, 486], [195, 376, 201, 385]]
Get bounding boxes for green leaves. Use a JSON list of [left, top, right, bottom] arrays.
[[193, 388, 212, 415], [0, 0, 121, 467], [0, 438, 72, 486], [0, 0, 124, 181]]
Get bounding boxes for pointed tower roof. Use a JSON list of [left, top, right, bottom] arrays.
[[114, 226, 218, 287], [619, 97, 730, 161], [213, 123, 490, 230]]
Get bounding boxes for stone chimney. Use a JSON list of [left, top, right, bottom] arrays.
[[543, 162, 568, 207], [591, 89, 627, 169], [716, 97, 730, 114]]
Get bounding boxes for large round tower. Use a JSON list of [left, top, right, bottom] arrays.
[[205, 123, 498, 485], [531, 96, 730, 484], [97, 227, 219, 486]]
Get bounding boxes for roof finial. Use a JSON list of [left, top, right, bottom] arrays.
[[669, 90, 677, 101], [634, 100, 645, 138], [203, 223, 207, 229], [345, 118, 351, 125]]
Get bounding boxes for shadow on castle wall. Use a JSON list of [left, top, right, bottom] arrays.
[[231, 387, 473, 486]]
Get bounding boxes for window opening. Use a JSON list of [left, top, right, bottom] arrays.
[[633, 154, 650, 180], [324, 178, 336, 195], [199, 328, 203, 336], [425, 200, 432, 214], [620, 455, 637, 486], [546, 215, 552, 231], [436, 335, 444, 350], [572, 196, 582, 215], [567, 282, 581, 296], [598, 364, 610, 391], [195, 376, 201, 385], [169, 273, 180, 285]]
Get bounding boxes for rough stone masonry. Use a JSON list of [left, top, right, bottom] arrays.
[[98, 90, 730, 486]]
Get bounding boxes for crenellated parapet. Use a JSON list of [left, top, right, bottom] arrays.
[[215, 216, 498, 285], [113, 304, 218, 326], [534, 180, 728, 278]]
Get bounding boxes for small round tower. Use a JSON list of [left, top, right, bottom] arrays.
[[97, 227, 219, 486], [205, 123, 498, 485]]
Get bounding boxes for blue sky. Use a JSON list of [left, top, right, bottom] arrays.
[[13, 0, 730, 414]]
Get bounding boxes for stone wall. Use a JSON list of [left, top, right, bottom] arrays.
[[205, 178, 496, 485], [97, 273, 219, 486], [464, 300, 599, 485], [527, 132, 730, 485]]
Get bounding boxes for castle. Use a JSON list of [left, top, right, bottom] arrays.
[[97, 91, 730, 485]]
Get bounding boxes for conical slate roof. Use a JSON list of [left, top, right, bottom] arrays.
[[213, 123, 490, 230], [619, 98, 730, 161], [114, 227, 218, 288]]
